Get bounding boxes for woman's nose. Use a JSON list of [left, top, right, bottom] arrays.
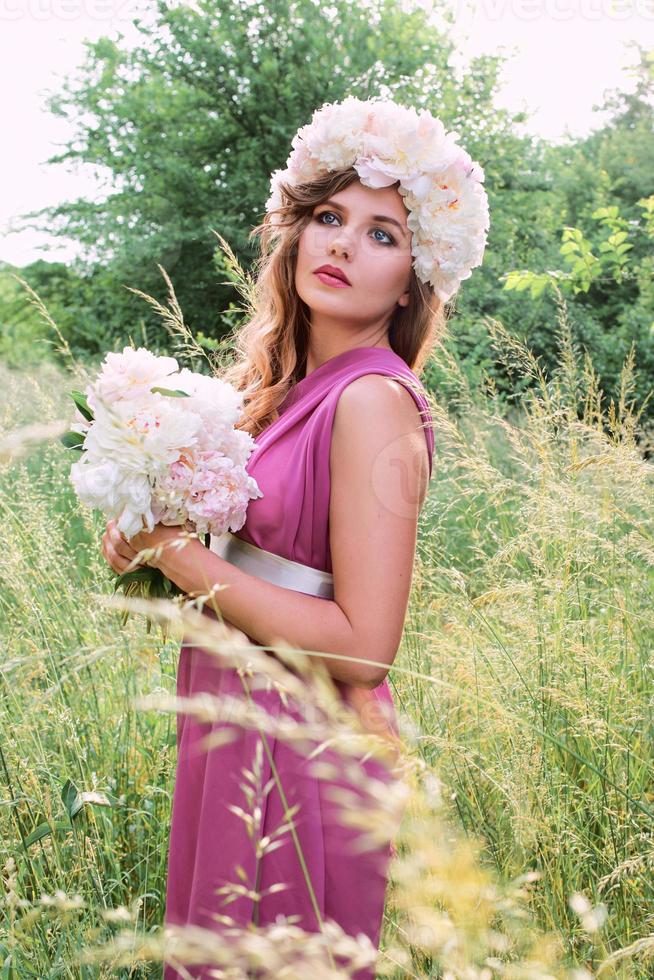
[[329, 234, 351, 259]]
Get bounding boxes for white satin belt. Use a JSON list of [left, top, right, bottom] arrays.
[[209, 531, 335, 600]]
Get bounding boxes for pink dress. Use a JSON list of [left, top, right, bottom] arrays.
[[163, 346, 435, 979]]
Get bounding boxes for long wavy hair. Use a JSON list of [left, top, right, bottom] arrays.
[[221, 166, 450, 437]]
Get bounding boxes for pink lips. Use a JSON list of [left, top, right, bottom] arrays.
[[313, 264, 351, 287]]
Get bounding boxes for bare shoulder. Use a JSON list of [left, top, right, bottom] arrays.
[[335, 372, 422, 417], [331, 373, 430, 514]]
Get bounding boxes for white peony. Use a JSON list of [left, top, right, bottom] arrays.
[[70, 458, 155, 536], [82, 395, 203, 474], [87, 346, 180, 411], [172, 368, 244, 445]]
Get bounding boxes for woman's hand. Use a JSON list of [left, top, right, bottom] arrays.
[[101, 519, 188, 576]]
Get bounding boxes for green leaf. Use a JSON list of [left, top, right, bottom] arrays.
[[69, 390, 94, 422], [63, 784, 111, 820], [149, 386, 190, 398], [529, 279, 548, 299], [503, 271, 537, 292], [61, 779, 81, 819], [114, 567, 160, 589], [24, 820, 72, 847], [59, 430, 85, 451], [592, 205, 619, 221], [1, 952, 14, 980], [24, 821, 54, 846]]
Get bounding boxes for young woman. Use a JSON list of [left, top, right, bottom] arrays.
[[101, 96, 489, 979]]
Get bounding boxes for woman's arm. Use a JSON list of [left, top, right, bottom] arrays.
[[105, 375, 429, 689], [327, 374, 430, 687]]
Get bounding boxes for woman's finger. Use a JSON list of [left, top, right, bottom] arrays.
[[102, 530, 141, 575], [101, 519, 150, 576], [109, 524, 139, 561], [101, 537, 121, 574]]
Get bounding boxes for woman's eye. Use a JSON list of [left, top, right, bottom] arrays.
[[316, 211, 338, 226], [315, 211, 395, 246], [372, 227, 395, 245]]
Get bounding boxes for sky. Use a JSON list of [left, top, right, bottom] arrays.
[[1, 0, 653, 268]]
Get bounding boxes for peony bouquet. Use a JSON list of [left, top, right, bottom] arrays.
[[61, 346, 263, 608]]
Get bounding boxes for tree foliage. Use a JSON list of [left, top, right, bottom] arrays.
[[6, 5, 653, 424], [12, 0, 527, 353], [496, 46, 654, 416]]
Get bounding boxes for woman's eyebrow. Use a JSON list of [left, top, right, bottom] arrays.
[[319, 199, 408, 238]]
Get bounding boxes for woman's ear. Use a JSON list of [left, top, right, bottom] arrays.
[[397, 289, 410, 308]]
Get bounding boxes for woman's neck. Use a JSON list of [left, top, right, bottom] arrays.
[[303, 335, 392, 379]]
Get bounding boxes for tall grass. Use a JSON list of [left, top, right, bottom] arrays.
[[0, 359, 178, 977], [0, 294, 652, 977], [396, 299, 654, 975]]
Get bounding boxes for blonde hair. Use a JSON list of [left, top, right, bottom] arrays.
[[221, 167, 449, 437]]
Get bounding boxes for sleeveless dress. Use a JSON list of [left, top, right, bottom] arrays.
[[163, 346, 435, 979]]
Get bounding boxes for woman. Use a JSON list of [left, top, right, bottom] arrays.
[[102, 96, 489, 978]]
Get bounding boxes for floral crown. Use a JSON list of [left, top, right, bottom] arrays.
[[265, 95, 490, 304]]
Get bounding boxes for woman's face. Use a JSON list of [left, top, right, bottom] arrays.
[[294, 180, 413, 333]]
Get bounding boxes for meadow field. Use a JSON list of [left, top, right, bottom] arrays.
[[1, 297, 653, 978]]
